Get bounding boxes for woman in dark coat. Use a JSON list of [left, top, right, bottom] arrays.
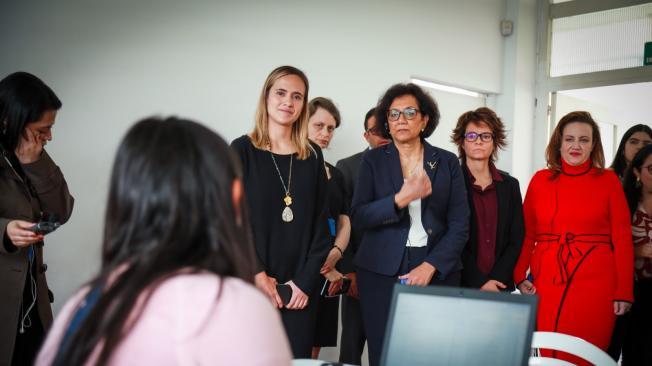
[[452, 107, 524, 292], [0, 72, 74, 365]]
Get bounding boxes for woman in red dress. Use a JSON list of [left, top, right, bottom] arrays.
[[514, 111, 634, 364]]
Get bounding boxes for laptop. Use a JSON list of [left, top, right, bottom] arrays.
[[380, 284, 538, 366]]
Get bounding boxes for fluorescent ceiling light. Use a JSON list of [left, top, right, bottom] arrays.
[[410, 78, 486, 98]]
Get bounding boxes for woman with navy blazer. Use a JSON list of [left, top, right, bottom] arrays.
[[351, 83, 469, 366], [452, 108, 524, 293]]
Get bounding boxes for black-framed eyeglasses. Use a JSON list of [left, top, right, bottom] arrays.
[[366, 125, 384, 136], [464, 132, 494, 142], [642, 165, 652, 175], [388, 107, 420, 122]]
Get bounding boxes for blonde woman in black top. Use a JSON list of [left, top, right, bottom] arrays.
[[231, 66, 331, 358]]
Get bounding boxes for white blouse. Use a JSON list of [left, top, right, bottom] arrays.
[[406, 198, 428, 247]]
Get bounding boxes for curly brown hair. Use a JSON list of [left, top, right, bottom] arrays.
[[545, 111, 605, 176], [451, 107, 507, 162]]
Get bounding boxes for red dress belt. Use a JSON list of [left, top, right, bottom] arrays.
[[535, 233, 612, 285]]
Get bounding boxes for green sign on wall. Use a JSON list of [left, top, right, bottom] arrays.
[[646, 42, 652, 66]]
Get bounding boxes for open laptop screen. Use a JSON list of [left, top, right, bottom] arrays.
[[380, 285, 537, 366]]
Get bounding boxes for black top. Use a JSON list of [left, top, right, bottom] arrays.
[[231, 135, 331, 294], [335, 151, 365, 273], [325, 162, 348, 236]]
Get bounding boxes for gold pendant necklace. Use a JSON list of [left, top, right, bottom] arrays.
[[270, 151, 294, 223]]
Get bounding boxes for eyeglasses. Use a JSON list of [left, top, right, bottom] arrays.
[[388, 107, 420, 122], [642, 165, 652, 175], [366, 126, 383, 136], [464, 132, 494, 142]]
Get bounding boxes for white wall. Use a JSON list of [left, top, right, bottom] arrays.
[[493, 0, 537, 188], [0, 0, 510, 316], [555, 92, 616, 161], [557, 83, 652, 166]]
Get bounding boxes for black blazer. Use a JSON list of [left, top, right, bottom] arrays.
[[351, 141, 469, 279], [460, 165, 524, 291]]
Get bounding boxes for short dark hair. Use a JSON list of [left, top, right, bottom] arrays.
[[623, 144, 652, 215], [545, 111, 605, 176], [0, 72, 62, 151], [364, 107, 376, 131], [610, 124, 652, 178], [308, 97, 341, 128], [451, 107, 507, 162], [375, 83, 440, 139]]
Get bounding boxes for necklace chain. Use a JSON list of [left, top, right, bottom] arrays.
[[400, 145, 423, 177], [269, 151, 292, 198]]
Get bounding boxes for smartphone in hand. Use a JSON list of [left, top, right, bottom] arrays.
[[276, 283, 292, 306], [321, 277, 351, 297], [28, 221, 60, 235]]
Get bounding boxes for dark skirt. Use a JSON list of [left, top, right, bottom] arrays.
[[279, 288, 320, 358]]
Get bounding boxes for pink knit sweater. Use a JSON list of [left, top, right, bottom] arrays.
[[36, 273, 292, 365]]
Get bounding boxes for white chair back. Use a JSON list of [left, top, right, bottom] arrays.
[[529, 331, 617, 366]]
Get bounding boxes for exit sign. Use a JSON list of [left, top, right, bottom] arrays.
[[646, 42, 652, 66]]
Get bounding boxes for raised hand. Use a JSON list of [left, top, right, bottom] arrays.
[[15, 128, 43, 164], [395, 168, 432, 208]]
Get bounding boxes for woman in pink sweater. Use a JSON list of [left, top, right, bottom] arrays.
[[36, 117, 292, 366]]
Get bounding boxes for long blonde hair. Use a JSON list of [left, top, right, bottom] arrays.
[[250, 65, 312, 160]]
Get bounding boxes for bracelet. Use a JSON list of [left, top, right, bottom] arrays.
[[332, 245, 343, 257]]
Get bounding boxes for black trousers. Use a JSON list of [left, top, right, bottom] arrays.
[[339, 294, 366, 365], [621, 280, 652, 366], [357, 246, 461, 366], [12, 296, 45, 366], [607, 310, 628, 361]]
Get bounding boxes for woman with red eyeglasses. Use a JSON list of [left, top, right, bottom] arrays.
[[514, 111, 633, 365]]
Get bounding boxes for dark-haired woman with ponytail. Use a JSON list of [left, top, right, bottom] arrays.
[[0, 72, 74, 366], [607, 125, 652, 360], [36, 118, 292, 365], [618, 144, 652, 365]]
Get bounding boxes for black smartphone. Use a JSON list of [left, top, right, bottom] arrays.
[[28, 221, 60, 235], [276, 283, 292, 306], [321, 277, 351, 297]]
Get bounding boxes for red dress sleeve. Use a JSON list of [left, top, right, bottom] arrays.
[[606, 172, 634, 302]]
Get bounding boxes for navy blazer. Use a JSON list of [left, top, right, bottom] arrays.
[[350, 141, 469, 279]]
